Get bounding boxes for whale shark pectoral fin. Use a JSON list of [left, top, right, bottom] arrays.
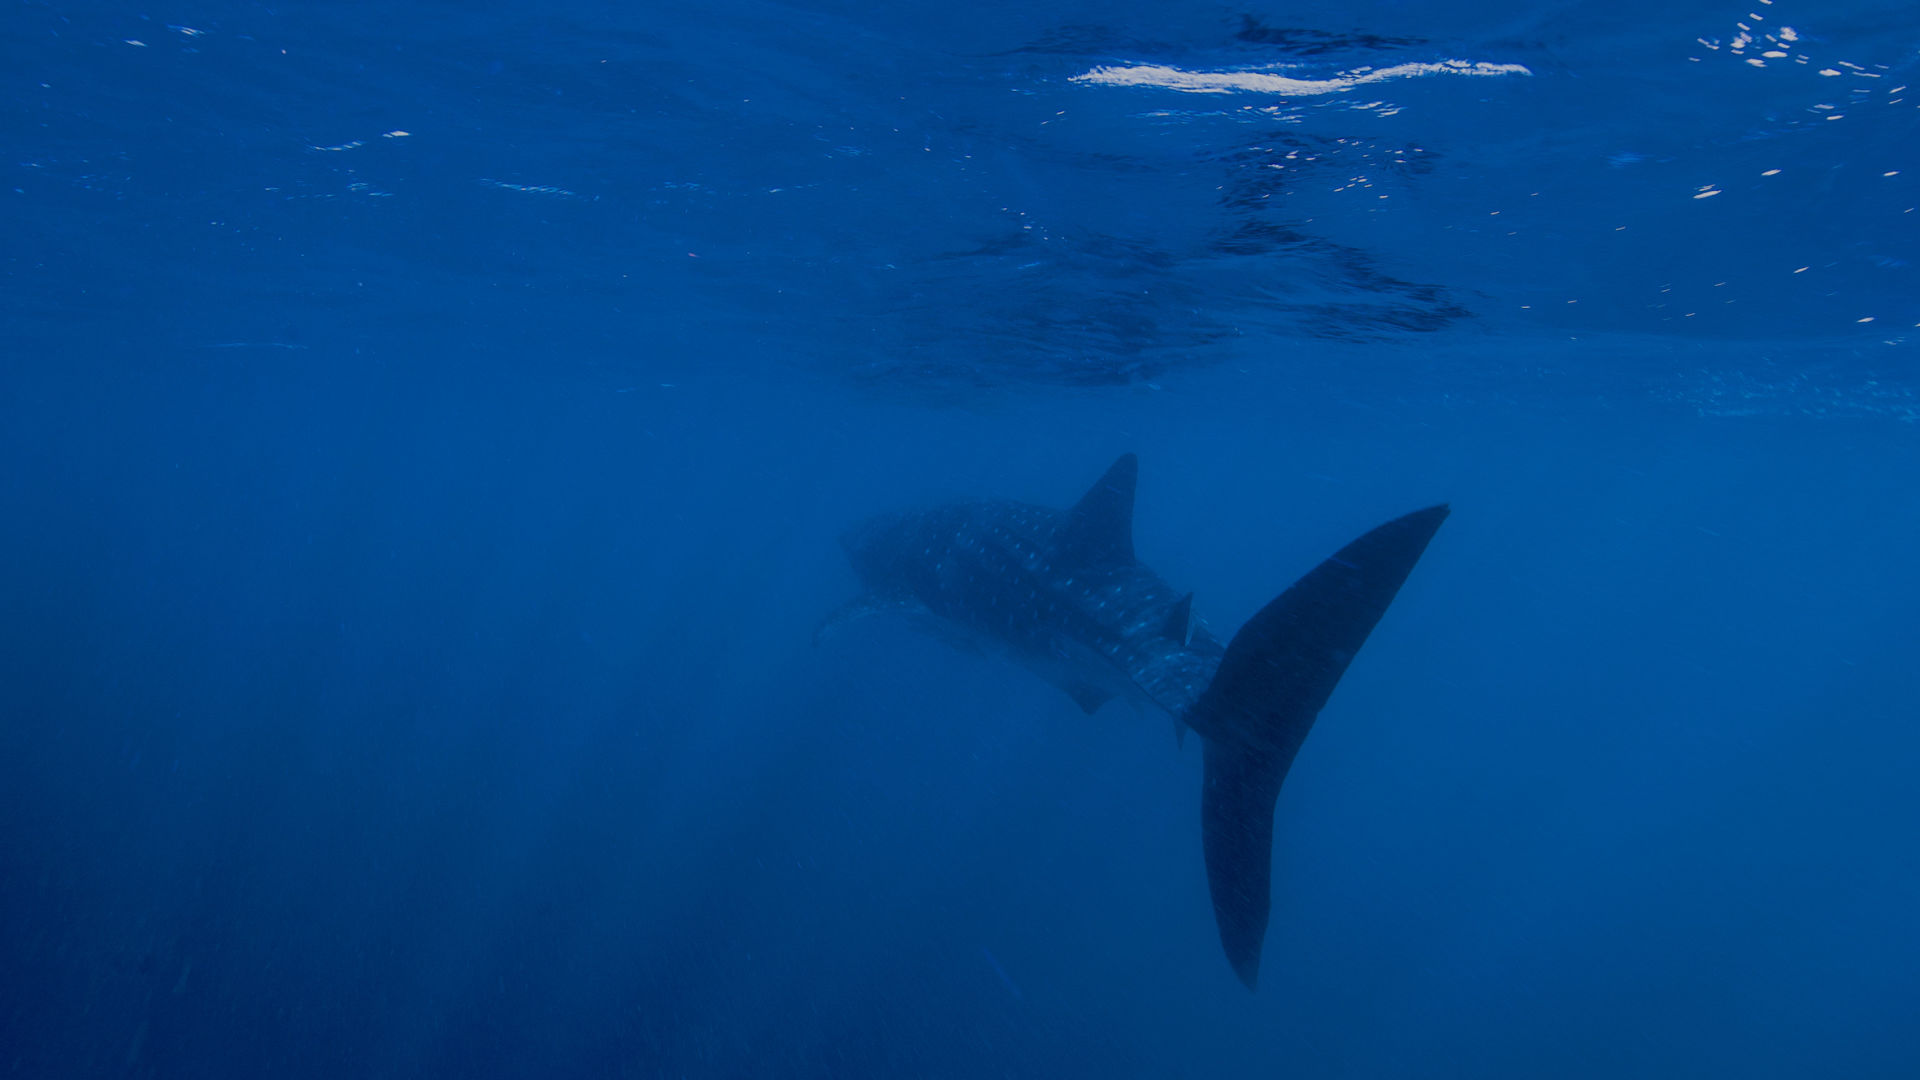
[[1065, 682, 1115, 715], [1201, 737, 1285, 989], [1165, 592, 1194, 646], [813, 592, 926, 647]]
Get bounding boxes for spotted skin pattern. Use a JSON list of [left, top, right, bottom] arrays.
[[841, 494, 1217, 723]]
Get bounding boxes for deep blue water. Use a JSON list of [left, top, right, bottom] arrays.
[[3, 1, 1918, 1076]]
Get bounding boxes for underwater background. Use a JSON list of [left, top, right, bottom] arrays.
[[3, 0, 1917, 1075]]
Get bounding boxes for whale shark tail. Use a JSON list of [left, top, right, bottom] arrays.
[[1187, 504, 1450, 989]]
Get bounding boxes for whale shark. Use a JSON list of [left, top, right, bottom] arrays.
[[827, 454, 1448, 988]]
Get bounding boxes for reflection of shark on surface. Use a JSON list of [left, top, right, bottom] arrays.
[[823, 454, 1448, 988]]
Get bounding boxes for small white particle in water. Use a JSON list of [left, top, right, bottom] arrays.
[[1884, 171, 1901, 177], [1793, 266, 1809, 273], [1694, 188, 1722, 199], [1857, 316, 1876, 323], [1762, 168, 1781, 176]]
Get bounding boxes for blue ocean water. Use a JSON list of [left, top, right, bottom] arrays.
[[3, 0, 1917, 1075]]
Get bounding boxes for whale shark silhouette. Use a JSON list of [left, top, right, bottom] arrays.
[[827, 454, 1448, 988]]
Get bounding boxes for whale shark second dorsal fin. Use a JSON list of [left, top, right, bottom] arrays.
[[1061, 453, 1137, 566]]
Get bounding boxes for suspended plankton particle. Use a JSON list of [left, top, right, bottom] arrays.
[[1694, 187, 1722, 199], [1762, 168, 1781, 176]]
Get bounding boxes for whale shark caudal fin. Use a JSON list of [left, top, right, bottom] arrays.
[[1188, 503, 1450, 989]]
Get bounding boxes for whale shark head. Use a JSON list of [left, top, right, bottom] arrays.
[[838, 510, 912, 585]]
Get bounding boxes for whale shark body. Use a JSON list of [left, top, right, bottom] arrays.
[[829, 454, 1448, 988]]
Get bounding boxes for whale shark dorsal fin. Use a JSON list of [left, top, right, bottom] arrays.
[[1061, 453, 1137, 566], [1165, 592, 1194, 646]]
